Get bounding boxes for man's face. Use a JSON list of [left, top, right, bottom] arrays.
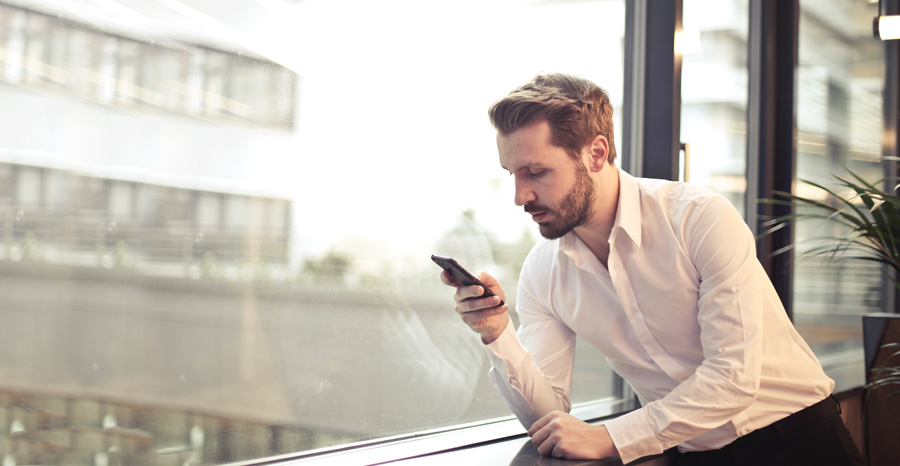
[[498, 120, 595, 239]]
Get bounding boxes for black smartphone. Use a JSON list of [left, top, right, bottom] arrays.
[[431, 254, 504, 306]]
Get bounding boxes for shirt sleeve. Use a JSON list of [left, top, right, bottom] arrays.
[[605, 195, 765, 463], [483, 249, 577, 429]]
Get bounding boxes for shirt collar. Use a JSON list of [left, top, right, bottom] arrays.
[[557, 165, 643, 260], [614, 167, 642, 247]]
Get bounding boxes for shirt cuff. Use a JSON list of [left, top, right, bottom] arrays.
[[603, 407, 664, 464], [484, 319, 527, 368]]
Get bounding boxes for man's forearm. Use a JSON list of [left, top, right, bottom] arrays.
[[483, 321, 572, 428]]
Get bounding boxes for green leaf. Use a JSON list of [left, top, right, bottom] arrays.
[[759, 166, 900, 290]]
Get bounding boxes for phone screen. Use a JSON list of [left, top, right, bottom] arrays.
[[431, 254, 504, 305]]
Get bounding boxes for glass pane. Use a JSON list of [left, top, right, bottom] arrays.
[[0, 1, 626, 464], [680, 0, 750, 214], [796, 0, 883, 391]]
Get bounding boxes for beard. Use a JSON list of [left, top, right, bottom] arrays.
[[525, 162, 596, 240]]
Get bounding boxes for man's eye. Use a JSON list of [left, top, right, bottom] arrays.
[[530, 170, 546, 177]]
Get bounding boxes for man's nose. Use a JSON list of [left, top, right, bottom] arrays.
[[514, 177, 535, 207]]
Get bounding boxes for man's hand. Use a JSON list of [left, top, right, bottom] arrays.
[[440, 269, 509, 344], [528, 411, 619, 460]]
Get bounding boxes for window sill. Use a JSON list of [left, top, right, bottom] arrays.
[[238, 397, 636, 466]]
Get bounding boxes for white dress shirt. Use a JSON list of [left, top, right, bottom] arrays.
[[484, 168, 834, 464]]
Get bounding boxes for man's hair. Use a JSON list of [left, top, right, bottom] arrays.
[[488, 73, 617, 164]]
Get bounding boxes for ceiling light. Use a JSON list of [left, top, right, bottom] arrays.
[[874, 0, 900, 40], [875, 15, 900, 40]]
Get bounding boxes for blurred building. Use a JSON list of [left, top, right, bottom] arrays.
[[0, 2, 307, 464], [0, 1, 296, 277]]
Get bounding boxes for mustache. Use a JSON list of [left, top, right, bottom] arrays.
[[524, 202, 549, 213]]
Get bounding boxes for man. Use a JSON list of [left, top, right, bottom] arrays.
[[440, 73, 863, 465]]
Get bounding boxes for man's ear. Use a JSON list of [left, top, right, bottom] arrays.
[[587, 134, 610, 172]]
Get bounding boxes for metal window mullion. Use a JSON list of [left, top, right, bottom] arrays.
[[623, 0, 681, 180], [622, 0, 645, 176], [883, 0, 900, 314], [643, 0, 681, 181], [746, 0, 799, 319]]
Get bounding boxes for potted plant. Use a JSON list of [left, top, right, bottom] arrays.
[[761, 166, 900, 464], [762, 169, 900, 280]]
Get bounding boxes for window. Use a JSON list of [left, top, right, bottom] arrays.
[[6, 1, 881, 464], [0, 1, 627, 465], [15, 166, 42, 207], [109, 182, 134, 218], [196, 193, 222, 230], [681, 0, 880, 394], [0, 4, 296, 129], [680, 0, 749, 213], [795, 0, 883, 391]]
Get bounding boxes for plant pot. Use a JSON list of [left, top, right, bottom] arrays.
[[862, 313, 900, 465]]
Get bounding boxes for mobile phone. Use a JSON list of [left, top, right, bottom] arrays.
[[431, 254, 504, 306]]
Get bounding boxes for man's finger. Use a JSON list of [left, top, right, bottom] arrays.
[[456, 293, 501, 311], [453, 285, 488, 304], [527, 412, 556, 437], [531, 426, 557, 457], [536, 436, 557, 457], [440, 270, 460, 287], [459, 304, 508, 326]]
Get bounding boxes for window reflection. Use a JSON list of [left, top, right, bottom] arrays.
[[795, 0, 883, 390], [681, 0, 879, 393], [0, 4, 296, 129], [680, 0, 749, 214], [0, 0, 626, 464]]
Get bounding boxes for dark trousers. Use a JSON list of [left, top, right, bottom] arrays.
[[671, 396, 865, 466]]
